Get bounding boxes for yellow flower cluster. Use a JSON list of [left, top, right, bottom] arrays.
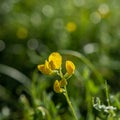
[[37, 52, 75, 93], [37, 52, 62, 75]]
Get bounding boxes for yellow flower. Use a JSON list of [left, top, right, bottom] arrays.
[[66, 22, 77, 32], [53, 80, 63, 93], [48, 52, 62, 70], [66, 61, 75, 75], [37, 52, 62, 75], [37, 60, 53, 74]]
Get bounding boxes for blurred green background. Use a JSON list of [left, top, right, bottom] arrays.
[[0, 0, 120, 119]]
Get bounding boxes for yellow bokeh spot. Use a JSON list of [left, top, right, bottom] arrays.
[[66, 22, 77, 32], [17, 27, 28, 39]]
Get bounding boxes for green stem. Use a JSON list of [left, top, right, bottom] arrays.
[[105, 80, 110, 106], [63, 86, 78, 120], [105, 80, 115, 118]]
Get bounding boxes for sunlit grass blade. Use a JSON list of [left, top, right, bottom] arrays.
[[0, 64, 31, 88], [60, 50, 104, 84]]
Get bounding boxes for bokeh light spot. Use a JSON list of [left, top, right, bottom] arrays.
[[83, 43, 98, 54], [53, 18, 64, 30], [1, 106, 10, 117], [73, 0, 85, 7], [0, 40, 6, 52], [42, 5, 54, 17], [30, 13, 42, 27], [90, 12, 101, 24], [27, 39, 39, 50], [16, 27, 28, 39], [1, 2, 12, 13], [98, 4, 109, 17], [66, 22, 77, 32]]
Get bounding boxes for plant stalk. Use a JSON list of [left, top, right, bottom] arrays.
[[63, 86, 78, 120]]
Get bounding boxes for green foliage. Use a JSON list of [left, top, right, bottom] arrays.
[[0, 0, 120, 119]]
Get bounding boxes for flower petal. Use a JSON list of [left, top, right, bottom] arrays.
[[49, 52, 62, 69], [37, 60, 52, 74], [66, 60, 75, 75]]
